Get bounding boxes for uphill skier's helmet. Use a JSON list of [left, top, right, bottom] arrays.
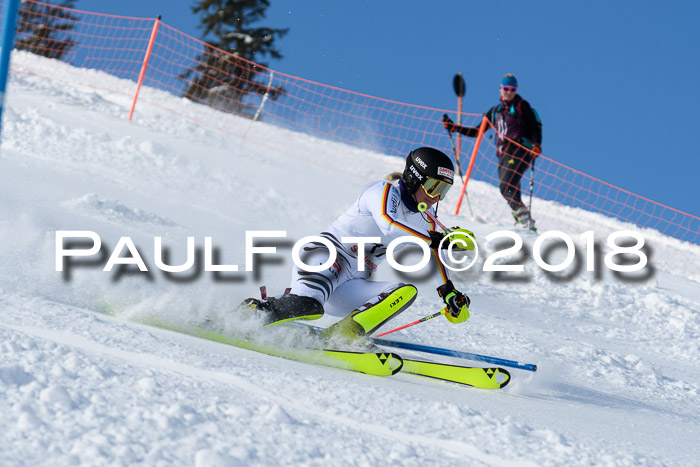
[[402, 147, 455, 200]]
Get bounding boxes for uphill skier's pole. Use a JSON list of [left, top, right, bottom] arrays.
[[447, 73, 475, 218], [451, 73, 466, 177], [444, 120, 475, 218], [444, 120, 464, 184], [443, 115, 474, 218], [374, 311, 443, 337]]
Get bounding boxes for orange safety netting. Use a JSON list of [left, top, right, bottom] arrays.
[[4, 0, 699, 279]]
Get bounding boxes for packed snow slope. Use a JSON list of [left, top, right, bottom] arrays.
[[1, 52, 698, 466]]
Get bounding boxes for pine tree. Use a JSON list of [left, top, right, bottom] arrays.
[[181, 0, 288, 117], [15, 0, 79, 61]]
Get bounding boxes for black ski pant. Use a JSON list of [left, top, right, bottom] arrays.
[[497, 145, 532, 211]]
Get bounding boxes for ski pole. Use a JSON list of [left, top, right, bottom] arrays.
[[371, 337, 538, 372], [443, 114, 474, 218], [374, 311, 443, 337], [528, 158, 535, 229], [424, 209, 448, 232], [449, 73, 476, 218], [444, 121, 464, 182], [449, 73, 466, 179], [425, 206, 477, 256], [292, 322, 538, 372]]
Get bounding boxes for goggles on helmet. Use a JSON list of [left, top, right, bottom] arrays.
[[421, 177, 452, 200]]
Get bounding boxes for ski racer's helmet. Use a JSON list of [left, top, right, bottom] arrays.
[[402, 147, 455, 200]]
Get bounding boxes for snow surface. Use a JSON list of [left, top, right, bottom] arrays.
[[1, 52, 699, 466]]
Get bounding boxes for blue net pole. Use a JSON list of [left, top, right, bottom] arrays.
[[0, 0, 20, 140]]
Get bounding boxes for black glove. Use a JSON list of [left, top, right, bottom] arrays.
[[429, 230, 445, 249], [442, 114, 459, 133], [436, 280, 470, 323], [428, 228, 475, 250]]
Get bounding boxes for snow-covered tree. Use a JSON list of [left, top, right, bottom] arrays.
[[15, 0, 79, 61], [181, 0, 288, 117]]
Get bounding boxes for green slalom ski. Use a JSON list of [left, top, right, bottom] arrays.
[[291, 322, 513, 389], [138, 318, 510, 389], [143, 319, 403, 376], [401, 359, 510, 389]]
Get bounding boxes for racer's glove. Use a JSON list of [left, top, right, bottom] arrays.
[[531, 143, 542, 158], [428, 227, 475, 251], [442, 114, 459, 133], [437, 280, 470, 324]]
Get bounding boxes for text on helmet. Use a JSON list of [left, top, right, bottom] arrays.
[[410, 165, 424, 181]]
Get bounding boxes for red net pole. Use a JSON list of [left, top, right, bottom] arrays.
[[128, 15, 160, 121], [454, 116, 488, 215]]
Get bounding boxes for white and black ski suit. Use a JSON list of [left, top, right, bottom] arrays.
[[289, 178, 451, 317]]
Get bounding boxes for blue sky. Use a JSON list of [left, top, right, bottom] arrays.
[[77, 0, 700, 217]]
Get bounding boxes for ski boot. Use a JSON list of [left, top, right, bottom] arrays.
[[512, 206, 537, 231], [319, 284, 417, 341], [242, 286, 324, 327]]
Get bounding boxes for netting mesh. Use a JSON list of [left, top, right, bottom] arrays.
[[4, 0, 699, 278]]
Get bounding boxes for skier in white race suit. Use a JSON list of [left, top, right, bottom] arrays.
[[245, 147, 474, 338]]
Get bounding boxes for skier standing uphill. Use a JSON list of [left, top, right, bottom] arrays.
[[245, 147, 474, 339], [443, 74, 542, 227]]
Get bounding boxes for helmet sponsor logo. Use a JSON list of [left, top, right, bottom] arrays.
[[437, 167, 454, 180], [409, 165, 424, 181], [414, 156, 428, 169]]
